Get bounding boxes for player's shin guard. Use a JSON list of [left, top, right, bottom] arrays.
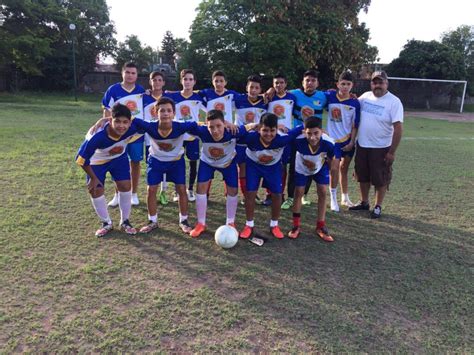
[[226, 194, 238, 224], [91, 195, 111, 224], [118, 190, 132, 224], [189, 161, 197, 190], [195, 193, 207, 225]]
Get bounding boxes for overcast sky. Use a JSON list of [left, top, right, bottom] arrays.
[[106, 0, 472, 63]]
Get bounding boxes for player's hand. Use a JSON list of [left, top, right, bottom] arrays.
[[87, 178, 103, 195], [278, 124, 288, 133], [145, 89, 151, 95], [224, 122, 238, 135], [264, 87, 276, 103], [350, 93, 358, 99], [89, 117, 110, 134], [342, 142, 354, 152], [384, 152, 395, 165]]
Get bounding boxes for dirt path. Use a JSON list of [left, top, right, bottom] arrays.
[[405, 111, 474, 123]]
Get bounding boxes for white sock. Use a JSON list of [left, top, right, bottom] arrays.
[[148, 214, 157, 223], [246, 220, 254, 227], [118, 190, 132, 224], [270, 219, 278, 227], [226, 195, 238, 224], [91, 195, 111, 224], [196, 193, 207, 224], [161, 174, 168, 192], [330, 188, 338, 200], [342, 193, 349, 201], [179, 213, 188, 222]]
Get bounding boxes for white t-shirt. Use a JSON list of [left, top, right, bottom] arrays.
[[357, 91, 404, 148]]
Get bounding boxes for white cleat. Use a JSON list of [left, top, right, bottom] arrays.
[[187, 189, 196, 202], [108, 193, 119, 207], [341, 198, 354, 208], [172, 191, 179, 202], [330, 199, 340, 212], [131, 193, 139, 206]]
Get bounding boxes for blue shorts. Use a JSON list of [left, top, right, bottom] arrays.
[[184, 139, 200, 161], [294, 163, 330, 186], [282, 145, 292, 165], [87, 154, 130, 185], [246, 158, 283, 194], [127, 140, 144, 162], [198, 160, 238, 188], [146, 156, 186, 186], [235, 145, 246, 164], [335, 139, 354, 159]]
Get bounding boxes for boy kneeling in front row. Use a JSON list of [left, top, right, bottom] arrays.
[[289, 116, 337, 242]]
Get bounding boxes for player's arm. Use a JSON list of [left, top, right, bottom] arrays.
[[343, 103, 360, 152], [76, 140, 102, 194], [386, 122, 403, 165], [89, 117, 110, 134], [81, 165, 103, 195]]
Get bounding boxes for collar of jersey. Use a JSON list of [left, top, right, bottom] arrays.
[[180, 91, 194, 99], [307, 142, 320, 154], [158, 124, 173, 138], [259, 136, 272, 148], [120, 84, 136, 93], [336, 93, 351, 102], [247, 97, 262, 106]]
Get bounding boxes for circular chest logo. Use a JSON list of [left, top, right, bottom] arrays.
[[301, 106, 315, 119], [108, 146, 124, 155], [180, 105, 191, 119], [302, 158, 316, 170], [273, 104, 285, 118], [258, 154, 274, 164], [214, 102, 225, 112], [125, 100, 138, 114], [150, 105, 158, 119], [208, 146, 225, 160], [157, 142, 173, 152], [245, 111, 255, 123], [331, 107, 342, 121]]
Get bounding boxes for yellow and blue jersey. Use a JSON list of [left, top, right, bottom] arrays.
[[267, 91, 296, 129], [101, 83, 145, 118], [234, 94, 267, 125], [294, 133, 335, 176], [199, 89, 238, 123], [325, 91, 360, 143]]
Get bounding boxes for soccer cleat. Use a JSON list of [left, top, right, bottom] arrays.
[[107, 193, 119, 207], [190, 223, 206, 238], [131, 193, 139, 206], [227, 222, 237, 229], [187, 189, 196, 202], [179, 219, 192, 234], [341, 197, 354, 207], [159, 191, 168, 205], [281, 197, 293, 210], [349, 201, 370, 211], [95, 222, 113, 237], [239, 225, 253, 239], [172, 191, 179, 202], [262, 195, 272, 206], [270, 225, 284, 239], [330, 199, 340, 212], [370, 205, 382, 219], [316, 226, 334, 242], [302, 195, 311, 206], [120, 219, 137, 235], [288, 226, 301, 239], [139, 220, 159, 234]]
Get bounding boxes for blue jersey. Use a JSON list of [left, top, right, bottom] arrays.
[[199, 89, 238, 123], [101, 83, 145, 119], [290, 89, 327, 126], [294, 133, 335, 176], [267, 91, 296, 129], [75, 120, 143, 166], [234, 94, 267, 125], [325, 90, 360, 143], [133, 120, 198, 162], [241, 126, 303, 166]]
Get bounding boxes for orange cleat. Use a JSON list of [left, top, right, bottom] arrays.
[[239, 225, 253, 239], [316, 226, 334, 242], [270, 225, 284, 239], [190, 223, 206, 238], [287, 226, 301, 239], [227, 222, 237, 229]]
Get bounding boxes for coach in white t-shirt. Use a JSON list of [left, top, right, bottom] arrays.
[[349, 71, 404, 218]]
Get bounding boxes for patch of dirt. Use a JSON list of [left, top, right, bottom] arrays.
[[406, 111, 474, 122]]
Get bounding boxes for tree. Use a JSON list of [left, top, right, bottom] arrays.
[[161, 31, 177, 65], [0, 0, 116, 89], [114, 35, 158, 72], [183, 0, 377, 88]]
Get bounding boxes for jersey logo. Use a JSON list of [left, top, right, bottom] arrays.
[[125, 100, 140, 115], [208, 146, 225, 160], [213, 102, 226, 116], [108, 146, 124, 155], [273, 104, 285, 120], [301, 105, 315, 119], [258, 154, 275, 164], [157, 142, 174, 152], [150, 105, 158, 119], [302, 158, 316, 170], [331, 107, 342, 122], [245, 111, 256, 123], [180, 105, 192, 120]]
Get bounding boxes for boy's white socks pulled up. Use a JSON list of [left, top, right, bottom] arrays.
[[91, 195, 112, 224], [226, 195, 238, 224], [330, 187, 340, 212], [118, 190, 132, 224], [196, 193, 207, 225]]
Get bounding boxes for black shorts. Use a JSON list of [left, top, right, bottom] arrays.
[[354, 144, 392, 187]]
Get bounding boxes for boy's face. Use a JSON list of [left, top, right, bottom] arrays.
[[122, 67, 138, 85], [110, 116, 132, 136], [212, 76, 227, 92], [302, 75, 318, 93], [337, 79, 353, 96], [150, 75, 165, 91], [273, 78, 287, 94], [207, 118, 225, 141], [259, 125, 277, 144], [246, 81, 261, 99], [157, 103, 175, 123], [181, 73, 195, 90], [304, 126, 322, 147]]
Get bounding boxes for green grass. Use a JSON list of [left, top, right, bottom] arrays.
[[0, 92, 473, 352]]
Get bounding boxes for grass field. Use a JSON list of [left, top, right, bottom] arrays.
[[0, 92, 473, 352]]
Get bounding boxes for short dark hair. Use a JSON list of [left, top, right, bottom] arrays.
[[304, 116, 322, 129], [111, 103, 132, 120], [180, 68, 196, 80], [154, 97, 176, 113], [260, 113, 278, 128], [247, 74, 262, 85], [206, 109, 225, 122], [303, 69, 319, 79], [338, 71, 353, 82], [273, 73, 287, 82], [150, 71, 165, 80], [122, 62, 138, 72], [212, 70, 226, 80]]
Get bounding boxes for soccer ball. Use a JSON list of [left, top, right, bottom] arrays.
[[214, 225, 238, 249]]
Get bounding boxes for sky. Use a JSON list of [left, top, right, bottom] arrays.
[[106, 0, 472, 64]]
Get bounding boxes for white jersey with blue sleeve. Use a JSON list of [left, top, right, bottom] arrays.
[[267, 92, 296, 129], [200, 88, 238, 123], [234, 94, 267, 125], [101, 83, 145, 119], [325, 91, 360, 143], [167, 91, 206, 141], [295, 133, 335, 176]]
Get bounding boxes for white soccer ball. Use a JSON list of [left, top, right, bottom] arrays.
[[214, 225, 239, 249]]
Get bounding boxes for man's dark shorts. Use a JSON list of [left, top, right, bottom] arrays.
[[354, 143, 392, 187]]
